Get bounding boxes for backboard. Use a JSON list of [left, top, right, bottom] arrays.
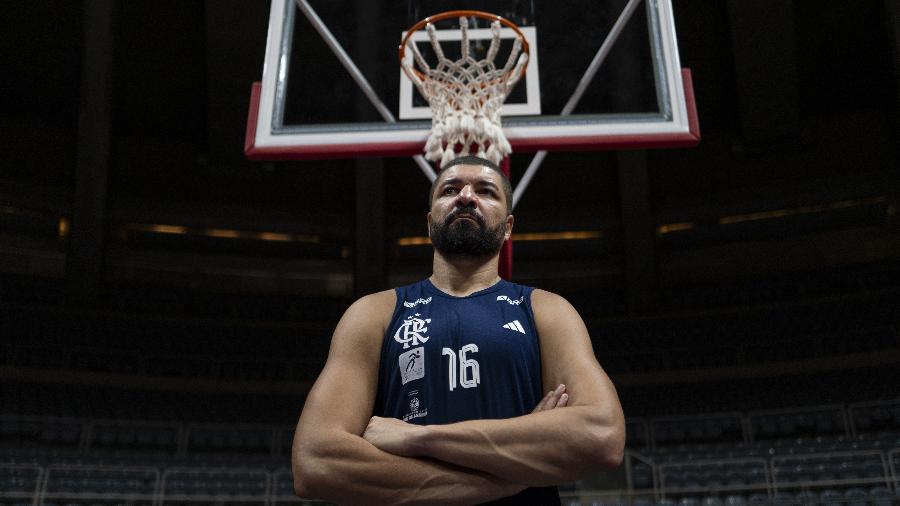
[[245, 0, 699, 161]]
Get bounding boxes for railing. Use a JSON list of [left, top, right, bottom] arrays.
[[2, 452, 899, 506], [160, 466, 270, 506], [3, 342, 325, 382], [658, 457, 771, 501], [2, 399, 898, 505], [0, 463, 42, 506], [650, 412, 746, 452], [40, 464, 160, 506]]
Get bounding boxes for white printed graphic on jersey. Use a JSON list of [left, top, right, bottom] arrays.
[[496, 295, 525, 305], [403, 296, 432, 308], [393, 313, 431, 349], [399, 347, 425, 385], [402, 390, 428, 422], [502, 320, 527, 334]]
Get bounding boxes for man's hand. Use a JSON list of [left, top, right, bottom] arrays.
[[363, 416, 426, 457], [531, 383, 568, 413], [364, 384, 569, 457]]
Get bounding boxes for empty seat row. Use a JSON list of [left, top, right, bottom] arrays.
[[648, 433, 900, 461], [0, 465, 41, 493], [644, 401, 899, 450], [188, 428, 273, 453], [661, 463, 768, 489], [162, 470, 268, 496], [750, 409, 848, 440], [575, 488, 898, 506], [89, 423, 179, 451], [852, 403, 900, 433], [772, 459, 887, 483], [1, 415, 291, 458], [772, 487, 897, 506], [0, 418, 82, 448], [44, 467, 158, 494], [653, 417, 744, 446]]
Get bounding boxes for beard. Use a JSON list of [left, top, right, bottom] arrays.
[[429, 207, 507, 258]]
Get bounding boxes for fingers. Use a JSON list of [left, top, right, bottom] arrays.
[[532, 384, 566, 413]]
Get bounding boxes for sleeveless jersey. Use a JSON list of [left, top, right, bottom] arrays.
[[374, 278, 560, 505]]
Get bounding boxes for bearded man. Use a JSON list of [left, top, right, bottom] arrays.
[[291, 156, 625, 505]]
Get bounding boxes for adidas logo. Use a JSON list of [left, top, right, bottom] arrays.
[[502, 320, 526, 334]]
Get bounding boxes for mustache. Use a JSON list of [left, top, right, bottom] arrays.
[[444, 208, 486, 227]]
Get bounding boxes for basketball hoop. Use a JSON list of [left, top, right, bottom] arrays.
[[399, 10, 530, 167]]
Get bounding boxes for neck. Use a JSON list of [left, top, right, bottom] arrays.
[[430, 250, 501, 296]]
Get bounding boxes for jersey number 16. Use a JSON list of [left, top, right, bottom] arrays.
[[442, 344, 480, 391]]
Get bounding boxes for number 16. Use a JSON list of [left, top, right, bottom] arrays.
[[442, 344, 480, 391]]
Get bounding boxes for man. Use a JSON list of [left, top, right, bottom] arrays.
[[292, 156, 625, 505]]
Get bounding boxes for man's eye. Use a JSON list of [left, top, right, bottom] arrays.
[[443, 187, 458, 195]]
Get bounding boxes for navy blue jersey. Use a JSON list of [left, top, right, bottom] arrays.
[[374, 278, 560, 505]]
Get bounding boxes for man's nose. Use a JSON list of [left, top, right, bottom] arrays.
[[455, 184, 476, 205]]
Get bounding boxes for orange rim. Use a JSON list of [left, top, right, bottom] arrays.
[[398, 10, 530, 83]]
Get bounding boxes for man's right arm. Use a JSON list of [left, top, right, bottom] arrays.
[[291, 290, 523, 505]]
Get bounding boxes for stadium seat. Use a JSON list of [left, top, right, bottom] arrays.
[[813, 462, 837, 481], [772, 492, 799, 506], [747, 493, 768, 505], [724, 470, 746, 486], [723, 495, 746, 506], [819, 489, 843, 506], [837, 460, 861, 480], [862, 459, 885, 478], [868, 486, 892, 506], [843, 488, 868, 506], [792, 490, 817, 505], [632, 463, 654, 489]]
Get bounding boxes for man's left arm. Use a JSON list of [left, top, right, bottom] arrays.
[[363, 289, 625, 487]]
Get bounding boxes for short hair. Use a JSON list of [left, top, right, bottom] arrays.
[[428, 156, 513, 214]]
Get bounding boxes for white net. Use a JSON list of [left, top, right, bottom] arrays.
[[401, 16, 529, 167]]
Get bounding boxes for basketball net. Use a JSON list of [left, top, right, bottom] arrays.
[[400, 11, 529, 168]]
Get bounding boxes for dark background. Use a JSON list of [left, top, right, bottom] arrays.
[[1, 0, 898, 443]]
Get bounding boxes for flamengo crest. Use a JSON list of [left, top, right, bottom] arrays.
[[393, 314, 431, 349]]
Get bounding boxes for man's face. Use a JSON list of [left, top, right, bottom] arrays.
[[428, 164, 513, 258]]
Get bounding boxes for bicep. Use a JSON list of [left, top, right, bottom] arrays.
[[533, 290, 619, 410], [294, 292, 394, 449]]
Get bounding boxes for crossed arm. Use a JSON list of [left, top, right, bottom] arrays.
[[292, 289, 625, 505]]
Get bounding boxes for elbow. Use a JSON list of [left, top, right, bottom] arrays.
[[598, 431, 625, 470], [292, 448, 329, 499], [292, 466, 313, 499], [292, 475, 310, 499], [581, 417, 626, 472], [291, 458, 314, 498]]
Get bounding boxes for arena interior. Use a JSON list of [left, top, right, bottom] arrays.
[[1, 1, 899, 505]]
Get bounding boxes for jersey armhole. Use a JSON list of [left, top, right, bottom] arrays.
[[526, 287, 545, 394], [378, 288, 405, 358], [373, 289, 405, 417]]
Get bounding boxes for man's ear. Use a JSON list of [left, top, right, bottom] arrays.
[[426, 211, 433, 238], [504, 214, 514, 241]]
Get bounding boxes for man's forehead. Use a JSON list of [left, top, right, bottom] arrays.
[[436, 164, 502, 185]]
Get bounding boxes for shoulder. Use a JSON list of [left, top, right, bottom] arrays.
[[345, 288, 397, 317], [332, 289, 397, 346], [530, 289, 587, 335], [530, 289, 578, 316]]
